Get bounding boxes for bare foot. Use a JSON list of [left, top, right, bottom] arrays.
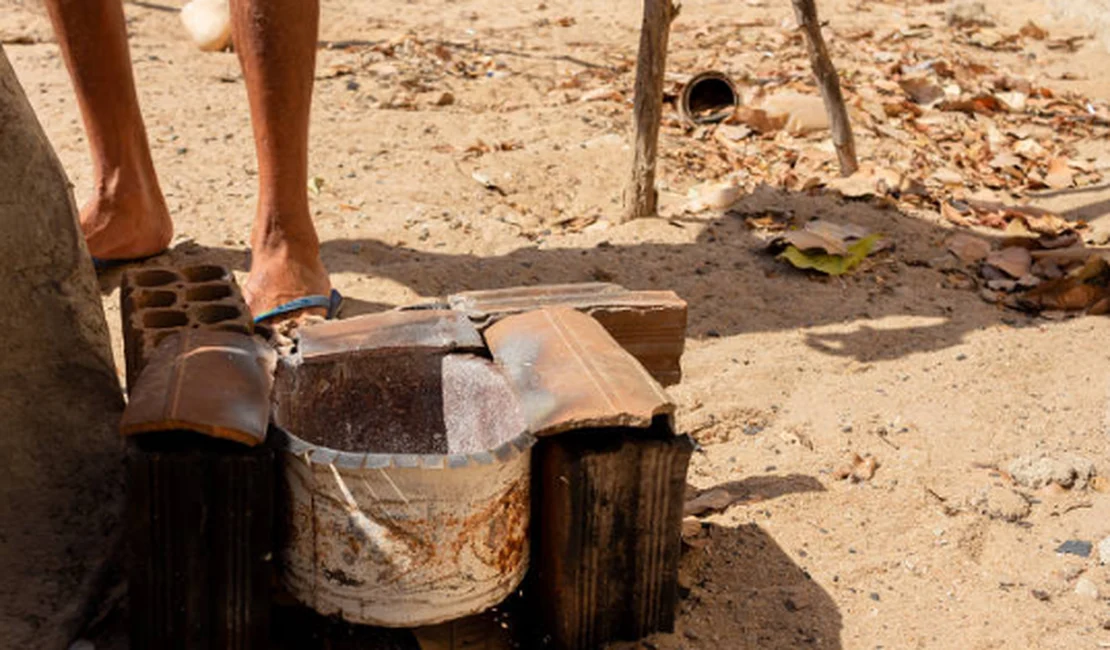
[[80, 178, 173, 261], [242, 241, 331, 323]]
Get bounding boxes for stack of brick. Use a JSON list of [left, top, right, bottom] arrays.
[[118, 264, 275, 650], [120, 272, 691, 650]]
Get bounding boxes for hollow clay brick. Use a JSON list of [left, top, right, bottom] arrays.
[[448, 283, 686, 385], [120, 264, 253, 391]]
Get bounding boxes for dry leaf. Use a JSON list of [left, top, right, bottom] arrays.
[[1044, 157, 1075, 189], [947, 234, 991, 263], [1019, 20, 1048, 40], [985, 247, 1032, 278]]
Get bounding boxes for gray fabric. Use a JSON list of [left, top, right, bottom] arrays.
[[0, 46, 125, 649]]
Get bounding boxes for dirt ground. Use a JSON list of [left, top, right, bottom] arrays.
[[5, 0, 1110, 647]]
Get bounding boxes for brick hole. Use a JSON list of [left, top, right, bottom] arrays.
[[181, 265, 226, 283], [185, 284, 232, 302], [132, 269, 180, 288], [134, 290, 176, 309], [193, 304, 242, 324], [143, 310, 189, 328]]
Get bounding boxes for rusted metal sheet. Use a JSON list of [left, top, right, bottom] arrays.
[[273, 352, 533, 627], [120, 329, 276, 446], [120, 264, 253, 391], [484, 307, 675, 437], [448, 283, 687, 385], [295, 308, 484, 360], [127, 435, 274, 650], [533, 427, 694, 649]]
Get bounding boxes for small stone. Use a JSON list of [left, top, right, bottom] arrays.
[[1075, 576, 1100, 599], [1007, 453, 1096, 490], [1031, 589, 1051, 601], [1056, 540, 1093, 557], [946, 0, 995, 27], [1098, 535, 1110, 565], [869, 592, 880, 601], [970, 486, 1031, 522], [684, 628, 700, 640], [435, 91, 455, 106]]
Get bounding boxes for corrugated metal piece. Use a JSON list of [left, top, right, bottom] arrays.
[[120, 329, 276, 446], [448, 283, 686, 385], [484, 307, 675, 437]]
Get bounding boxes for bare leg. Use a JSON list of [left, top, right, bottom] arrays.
[[43, 0, 172, 261], [230, 0, 331, 319]]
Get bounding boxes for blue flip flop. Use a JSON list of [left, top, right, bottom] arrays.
[[253, 288, 343, 324]]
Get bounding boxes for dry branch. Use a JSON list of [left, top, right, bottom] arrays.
[[792, 0, 858, 176], [624, 0, 679, 222]]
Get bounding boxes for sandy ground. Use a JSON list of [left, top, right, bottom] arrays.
[[5, 0, 1110, 647]]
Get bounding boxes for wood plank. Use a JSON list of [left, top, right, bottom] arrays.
[[126, 433, 273, 649], [533, 426, 693, 649]]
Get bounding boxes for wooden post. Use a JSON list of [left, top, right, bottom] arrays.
[[792, 0, 858, 176], [623, 0, 678, 222]]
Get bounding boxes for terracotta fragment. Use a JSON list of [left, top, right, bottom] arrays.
[[485, 307, 675, 436], [120, 329, 276, 446], [295, 308, 484, 360], [450, 284, 687, 385], [120, 264, 253, 390]]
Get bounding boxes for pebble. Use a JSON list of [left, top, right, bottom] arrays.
[[1099, 535, 1110, 565], [970, 486, 1030, 522], [1056, 540, 1093, 558], [1007, 453, 1095, 490], [1075, 576, 1100, 600]]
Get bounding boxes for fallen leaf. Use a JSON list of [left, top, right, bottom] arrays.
[[995, 91, 1027, 112], [900, 77, 945, 105], [833, 452, 880, 482], [1019, 20, 1048, 40], [580, 87, 623, 103], [1044, 157, 1075, 189], [947, 234, 991, 263], [729, 106, 788, 133], [307, 175, 325, 195], [985, 247, 1032, 278], [780, 234, 881, 276]]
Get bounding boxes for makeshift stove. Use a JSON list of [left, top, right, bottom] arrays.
[[118, 265, 692, 650]]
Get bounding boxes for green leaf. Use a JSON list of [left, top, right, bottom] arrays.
[[779, 234, 880, 276]]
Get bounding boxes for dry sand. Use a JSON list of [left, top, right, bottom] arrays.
[[4, 0, 1110, 647]]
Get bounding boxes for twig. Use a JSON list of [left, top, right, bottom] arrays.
[[791, 0, 858, 176], [623, 0, 679, 222]]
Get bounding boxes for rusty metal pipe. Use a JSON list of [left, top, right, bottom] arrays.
[[679, 70, 739, 125]]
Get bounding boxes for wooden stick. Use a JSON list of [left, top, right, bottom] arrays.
[[792, 0, 858, 176], [623, 0, 678, 222]]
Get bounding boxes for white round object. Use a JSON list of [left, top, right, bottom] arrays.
[[180, 0, 232, 52]]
